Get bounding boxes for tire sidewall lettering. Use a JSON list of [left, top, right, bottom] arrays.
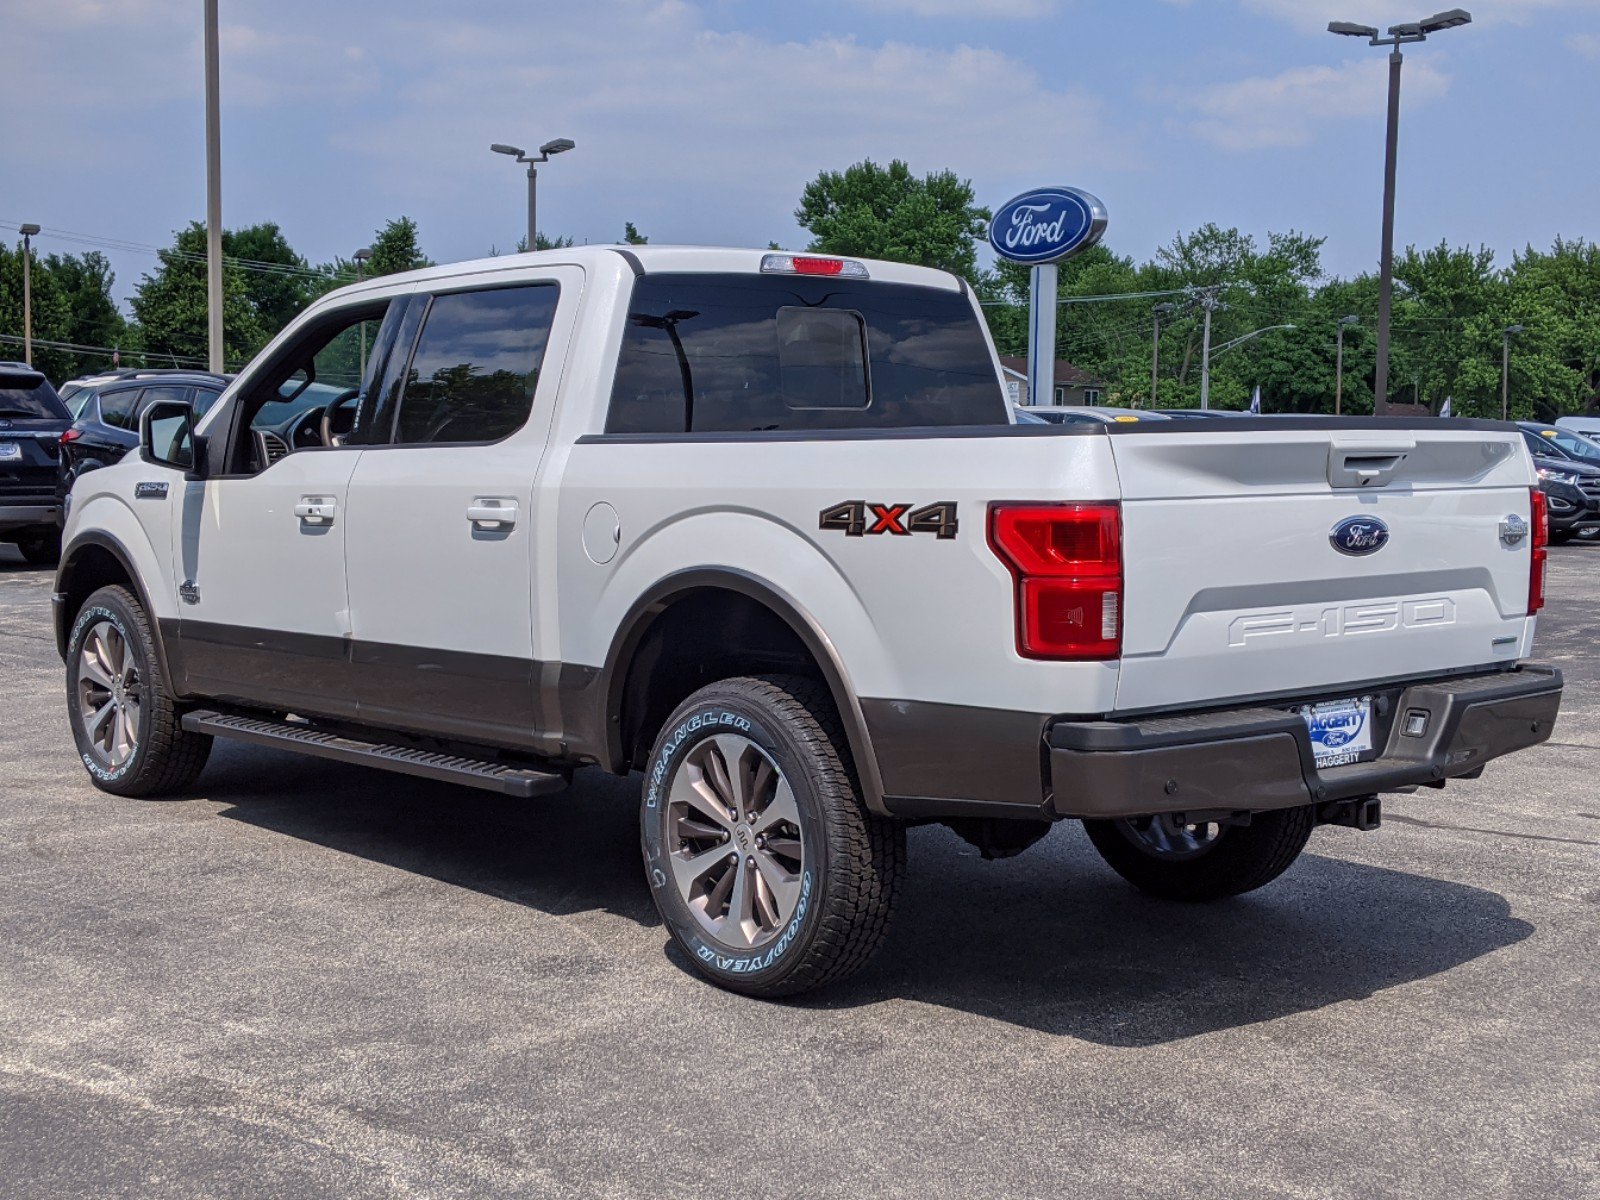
[[642, 701, 817, 981], [67, 599, 139, 783]]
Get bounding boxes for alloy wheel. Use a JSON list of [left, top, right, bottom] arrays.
[[665, 734, 806, 951], [1115, 812, 1225, 861], [76, 620, 141, 769]]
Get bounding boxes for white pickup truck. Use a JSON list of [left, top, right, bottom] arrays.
[[54, 246, 1562, 996]]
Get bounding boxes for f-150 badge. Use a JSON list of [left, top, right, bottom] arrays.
[[819, 501, 958, 539]]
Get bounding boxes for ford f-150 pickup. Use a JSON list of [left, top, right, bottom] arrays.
[[52, 246, 1562, 996]]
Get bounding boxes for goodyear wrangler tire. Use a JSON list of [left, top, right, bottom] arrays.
[[1082, 805, 1316, 902], [640, 675, 905, 998], [66, 585, 212, 798]]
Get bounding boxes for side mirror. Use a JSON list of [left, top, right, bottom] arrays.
[[140, 399, 203, 476]]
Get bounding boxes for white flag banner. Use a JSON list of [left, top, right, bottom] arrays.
[[1440, 395, 1453, 418], [1249, 384, 1261, 414]]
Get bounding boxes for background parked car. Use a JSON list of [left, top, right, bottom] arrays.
[[1020, 405, 1169, 425], [57, 368, 230, 419], [58, 373, 229, 511], [0, 363, 72, 564], [1554, 414, 1600, 439], [1519, 425, 1600, 542]]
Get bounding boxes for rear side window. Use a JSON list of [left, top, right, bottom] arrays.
[[393, 284, 560, 445], [98, 388, 141, 430], [0, 371, 70, 420], [606, 274, 1005, 434], [136, 386, 192, 420]]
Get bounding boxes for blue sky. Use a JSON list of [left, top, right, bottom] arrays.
[[4, 0, 1599, 310]]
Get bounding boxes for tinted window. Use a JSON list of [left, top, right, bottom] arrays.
[[192, 387, 224, 418], [1550, 430, 1600, 464], [98, 387, 141, 430], [606, 274, 1005, 433], [135, 385, 192, 420], [393, 285, 559, 445], [0, 371, 69, 420]]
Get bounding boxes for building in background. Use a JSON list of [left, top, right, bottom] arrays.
[[999, 357, 1106, 407]]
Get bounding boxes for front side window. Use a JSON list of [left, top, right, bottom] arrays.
[[392, 285, 560, 445], [607, 274, 1004, 434], [135, 386, 192, 423]]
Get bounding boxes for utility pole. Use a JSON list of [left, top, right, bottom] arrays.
[[1501, 324, 1524, 420], [203, 0, 224, 373], [1330, 10, 1473, 418], [354, 247, 373, 376], [19, 223, 39, 367], [1150, 302, 1177, 408], [1335, 314, 1359, 415], [1189, 286, 1227, 410]]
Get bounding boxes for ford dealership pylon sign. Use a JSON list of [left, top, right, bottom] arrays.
[[992, 186, 1109, 413], [989, 187, 1107, 265]]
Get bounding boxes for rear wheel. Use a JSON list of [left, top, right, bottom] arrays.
[[1082, 806, 1315, 901], [66, 585, 212, 797], [640, 675, 904, 997]]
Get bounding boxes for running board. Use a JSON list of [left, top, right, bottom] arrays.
[[181, 710, 568, 798]]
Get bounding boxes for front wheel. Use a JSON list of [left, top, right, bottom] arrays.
[[640, 675, 904, 998], [16, 528, 61, 566], [1551, 529, 1576, 545], [66, 585, 212, 797], [1082, 806, 1315, 901]]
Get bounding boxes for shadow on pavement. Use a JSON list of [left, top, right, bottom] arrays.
[[205, 741, 1533, 1045]]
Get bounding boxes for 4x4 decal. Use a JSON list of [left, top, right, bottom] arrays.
[[819, 500, 959, 539]]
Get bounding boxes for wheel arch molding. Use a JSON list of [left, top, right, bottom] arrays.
[[54, 530, 183, 697], [593, 567, 889, 816]]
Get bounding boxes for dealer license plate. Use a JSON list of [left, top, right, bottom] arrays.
[[0, 442, 20, 462], [1302, 696, 1375, 769]]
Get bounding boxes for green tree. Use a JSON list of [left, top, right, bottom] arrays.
[[45, 251, 127, 371], [623, 221, 648, 246], [796, 158, 990, 278], [0, 241, 74, 379], [129, 223, 263, 370], [226, 222, 316, 334]]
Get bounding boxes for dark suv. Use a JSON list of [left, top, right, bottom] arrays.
[[0, 363, 73, 565], [1519, 424, 1600, 542], [58, 372, 229, 512]]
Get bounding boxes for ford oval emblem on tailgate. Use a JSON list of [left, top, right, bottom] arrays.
[[1330, 516, 1389, 556]]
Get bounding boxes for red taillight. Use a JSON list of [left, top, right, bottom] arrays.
[[59, 428, 82, 443], [759, 253, 869, 279], [792, 256, 845, 275], [1529, 486, 1548, 615], [989, 503, 1122, 660]]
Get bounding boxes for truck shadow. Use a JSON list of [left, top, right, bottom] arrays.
[[205, 744, 1532, 1046]]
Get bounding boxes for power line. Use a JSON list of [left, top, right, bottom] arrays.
[[0, 218, 350, 283]]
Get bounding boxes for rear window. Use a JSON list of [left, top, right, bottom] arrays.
[[0, 371, 69, 420], [606, 274, 1005, 433]]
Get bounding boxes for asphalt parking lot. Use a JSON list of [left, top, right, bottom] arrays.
[[2, 545, 1597, 1200]]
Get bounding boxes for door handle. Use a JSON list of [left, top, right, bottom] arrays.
[[294, 497, 336, 524], [467, 499, 518, 530]]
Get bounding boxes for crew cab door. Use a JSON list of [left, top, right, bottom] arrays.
[[173, 296, 399, 719], [343, 269, 579, 747]]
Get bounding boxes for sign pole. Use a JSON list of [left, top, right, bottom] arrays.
[[1028, 264, 1058, 407]]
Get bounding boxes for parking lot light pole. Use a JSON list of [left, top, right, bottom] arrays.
[[1502, 324, 1524, 420], [354, 247, 373, 375], [19, 223, 40, 367], [1335, 314, 1359, 415], [1150, 302, 1178, 408], [1330, 9, 1472, 418], [204, 0, 224, 373], [491, 138, 577, 250]]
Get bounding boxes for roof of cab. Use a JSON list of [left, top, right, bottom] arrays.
[[331, 245, 968, 299]]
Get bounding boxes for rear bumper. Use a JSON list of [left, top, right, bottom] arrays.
[[1047, 666, 1562, 820]]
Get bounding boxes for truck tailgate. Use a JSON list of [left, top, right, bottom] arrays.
[[1109, 424, 1536, 712]]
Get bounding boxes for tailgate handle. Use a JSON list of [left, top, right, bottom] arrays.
[[1328, 447, 1410, 488]]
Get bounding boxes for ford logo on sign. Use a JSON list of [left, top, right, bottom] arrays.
[[989, 187, 1108, 265], [1330, 516, 1390, 556]]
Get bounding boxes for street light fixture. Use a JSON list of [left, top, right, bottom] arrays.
[[1150, 301, 1179, 408], [1329, 9, 1472, 418], [1335, 314, 1360, 415], [1200, 321, 1294, 410], [18, 223, 40, 367], [491, 137, 577, 251], [1502, 324, 1525, 420]]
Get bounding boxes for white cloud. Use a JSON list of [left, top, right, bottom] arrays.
[[1187, 56, 1450, 151], [1568, 31, 1600, 56], [854, 0, 1057, 14]]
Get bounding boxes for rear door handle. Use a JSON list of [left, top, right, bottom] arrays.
[[467, 499, 518, 530], [294, 497, 336, 525]]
